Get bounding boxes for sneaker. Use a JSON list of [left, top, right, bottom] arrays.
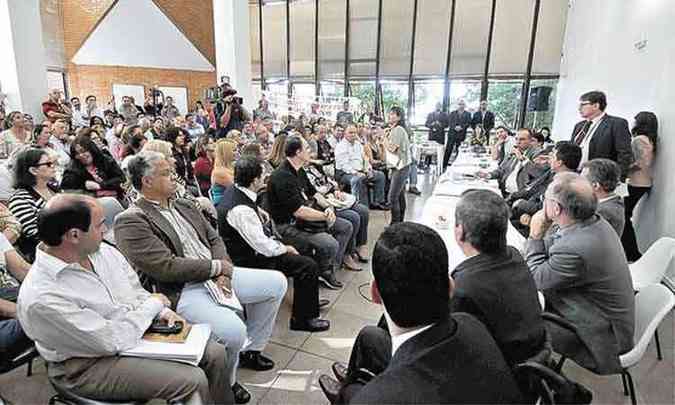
[[408, 186, 421, 195], [319, 272, 343, 290]]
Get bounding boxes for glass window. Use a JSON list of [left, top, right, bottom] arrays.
[[450, 0, 492, 77], [489, 0, 535, 76], [250, 2, 261, 79], [265, 80, 289, 118], [413, 0, 451, 78], [412, 80, 445, 125], [289, 0, 315, 80], [349, 0, 378, 78], [379, 0, 414, 78], [320, 81, 345, 98], [487, 79, 524, 129], [318, 0, 346, 80], [251, 81, 263, 106], [262, 2, 288, 78], [40, 0, 66, 70], [349, 81, 376, 118], [448, 80, 482, 112], [380, 81, 409, 118], [532, 0, 568, 75], [524, 79, 558, 132]]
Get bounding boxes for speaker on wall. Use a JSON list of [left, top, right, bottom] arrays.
[[528, 86, 553, 112]]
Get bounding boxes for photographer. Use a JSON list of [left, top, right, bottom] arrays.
[[217, 83, 250, 139]]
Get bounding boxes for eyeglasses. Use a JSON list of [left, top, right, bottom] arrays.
[[34, 161, 56, 168]]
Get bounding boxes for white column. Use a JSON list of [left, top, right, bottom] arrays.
[[213, 0, 254, 111], [0, 0, 48, 119]]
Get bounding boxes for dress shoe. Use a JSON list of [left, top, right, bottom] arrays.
[[319, 298, 330, 308], [343, 255, 362, 271], [370, 203, 390, 211], [232, 382, 251, 404], [319, 374, 341, 404], [408, 186, 422, 195], [331, 361, 348, 383], [356, 246, 369, 263], [239, 351, 274, 371], [319, 272, 343, 289], [290, 317, 330, 332]]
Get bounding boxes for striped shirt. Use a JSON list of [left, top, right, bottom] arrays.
[[8, 188, 47, 242]]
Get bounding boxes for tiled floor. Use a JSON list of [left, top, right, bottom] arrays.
[[1, 171, 673, 404]]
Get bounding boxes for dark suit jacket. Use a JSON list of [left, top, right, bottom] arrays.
[[447, 110, 473, 142], [350, 313, 524, 404], [472, 110, 495, 132], [451, 247, 548, 367], [571, 114, 633, 179], [509, 169, 555, 216], [526, 215, 635, 374], [425, 110, 449, 144], [491, 146, 541, 194], [114, 197, 229, 308], [597, 195, 625, 237]]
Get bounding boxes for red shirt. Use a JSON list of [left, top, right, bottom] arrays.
[[194, 157, 213, 192], [42, 101, 66, 122]]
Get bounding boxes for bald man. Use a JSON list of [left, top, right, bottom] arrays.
[[525, 173, 635, 375], [18, 194, 232, 404]]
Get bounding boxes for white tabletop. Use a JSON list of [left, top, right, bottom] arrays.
[[433, 151, 499, 197]]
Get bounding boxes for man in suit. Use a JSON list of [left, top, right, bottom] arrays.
[[319, 223, 524, 404], [217, 156, 330, 332], [472, 100, 495, 133], [442, 99, 473, 168], [571, 91, 633, 179], [452, 190, 548, 367], [424, 102, 449, 145], [526, 173, 635, 374], [479, 128, 541, 197], [115, 151, 288, 403], [508, 141, 582, 235], [581, 158, 625, 236]]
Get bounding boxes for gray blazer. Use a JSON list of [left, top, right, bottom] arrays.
[[114, 197, 229, 308], [597, 195, 625, 237], [491, 146, 541, 193], [526, 215, 635, 374]]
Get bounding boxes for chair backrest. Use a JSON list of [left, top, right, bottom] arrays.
[[630, 237, 675, 290], [98, 197, 125, 229]]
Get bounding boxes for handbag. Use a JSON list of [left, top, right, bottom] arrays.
[[385, 150, 401, 169], [295, 198, 329, 234]]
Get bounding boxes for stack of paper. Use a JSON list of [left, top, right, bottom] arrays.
[[121, 324, 211, 366]]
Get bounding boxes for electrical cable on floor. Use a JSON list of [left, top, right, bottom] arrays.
[[358, 282, 373, 303]]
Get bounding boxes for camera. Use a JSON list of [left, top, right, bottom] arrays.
[[205, 83, 243, 105]]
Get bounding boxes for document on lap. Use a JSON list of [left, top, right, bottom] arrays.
[[120, 324, 211, 366]]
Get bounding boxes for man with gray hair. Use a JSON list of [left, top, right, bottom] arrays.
[[115, 151, 288, 404], [581, 158, 625, 236], [526, 172, 635, 375]]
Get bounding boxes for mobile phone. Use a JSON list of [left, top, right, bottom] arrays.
[[148, 320, 184, 335]]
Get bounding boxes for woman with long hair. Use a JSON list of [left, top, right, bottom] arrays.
[[165, 127, 197, 191], [384, 106, 412, 224], [194, 136, 216, 197], [1, 111, 30, 154], [210, 139, 236, 205], [61, 135, 126, 200], [622, 111, 658, 261], [268, 131, 289, 169]]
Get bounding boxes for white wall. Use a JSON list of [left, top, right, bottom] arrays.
[[0, 0, 48, 119], [553, 0, 675, 281]]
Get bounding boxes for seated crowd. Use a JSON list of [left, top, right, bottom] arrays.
[[0, 87, 660, 404]]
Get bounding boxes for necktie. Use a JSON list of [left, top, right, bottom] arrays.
[[574, 120, 592, 145]]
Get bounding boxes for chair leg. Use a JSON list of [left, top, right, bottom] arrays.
[[554, 356, 566, 373], [26, 358, 33, 377], [654, 328, 662, 361], [621, 372, 628, 396], [624, 370, 637, 405]]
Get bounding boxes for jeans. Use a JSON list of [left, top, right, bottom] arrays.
[[388, 165, 410, 224], [337, 203, 369, 252], [177, 267, 287, 385], [340, 171, 386, 204], [0, 319, 33, 359], [278, 217, 353, 273], [408, 158, 418, 187], [370, 170, 386, 204], [621, 185, 651, 261]]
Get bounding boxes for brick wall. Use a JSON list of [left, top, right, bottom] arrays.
[[68, 64, 216, 110], [62, 0, 217, 113]]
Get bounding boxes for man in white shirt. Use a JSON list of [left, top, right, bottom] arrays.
[[82, 95, 106, 123], [69, 97, 87, 128], [217, 157, 330, 332], [185, 113, 205, 140], [49, 119, 72, 168], [334, 125, 386, 207], [17, 194, 232, 404]]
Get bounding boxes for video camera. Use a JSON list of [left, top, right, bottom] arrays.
[[205, 77, 243, 105]]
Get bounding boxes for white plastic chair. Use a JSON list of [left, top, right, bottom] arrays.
[[618, 284, 675, 405], [629, 237, 675, 291]]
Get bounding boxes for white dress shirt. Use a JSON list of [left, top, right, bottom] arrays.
[[505, 160, 524, 194], [49, 136, 71, 167], [334, 139, 365, 174], [226, 186, 287, 258], [579, 112, 606, 165], [17, 243, 166, 362]]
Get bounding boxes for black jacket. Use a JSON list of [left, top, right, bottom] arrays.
[[60, 155, 125, 199], [508, 169, 556, 216], [447, 110, 473, 142], [351, 313, 524, 404], [472, 110, 495, 132], [571, 114, 633, 179], [451, 247, 548, 367], [425, 110, 449, 144]]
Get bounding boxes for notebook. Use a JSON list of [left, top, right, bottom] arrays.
[[120, 324, 211, 366]]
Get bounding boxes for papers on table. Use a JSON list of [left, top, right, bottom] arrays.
[[121, 324, 211, 366]]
